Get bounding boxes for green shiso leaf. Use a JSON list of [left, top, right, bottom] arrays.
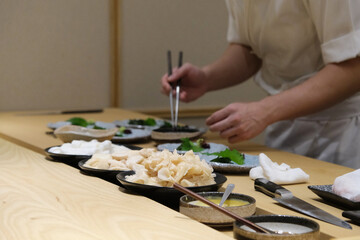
[[144, 118, 156, 126], [208, 149, 244, 165], [66, 117, 89, 127], [176, 138, 204, 152]]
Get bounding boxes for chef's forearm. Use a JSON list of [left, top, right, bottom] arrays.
[[259, 57, 360, 125], [202, 43, 262, 92]]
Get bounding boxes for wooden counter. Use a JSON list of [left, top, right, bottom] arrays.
[[0, 108, 359, 239]]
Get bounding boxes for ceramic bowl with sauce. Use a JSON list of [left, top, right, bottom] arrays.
[[179, 191, 256, 227], [233, 215, 320, 240]]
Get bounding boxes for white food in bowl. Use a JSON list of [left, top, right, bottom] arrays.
[[48, 139, 130, 156]]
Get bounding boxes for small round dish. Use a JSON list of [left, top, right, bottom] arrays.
[[180, 192, 256, 227], [233, 215, 320, 240], [54, 125, 118, 143]]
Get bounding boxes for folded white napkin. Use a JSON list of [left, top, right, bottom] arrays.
[[332, 169, 360, 202], [249, 153, 309, 184]]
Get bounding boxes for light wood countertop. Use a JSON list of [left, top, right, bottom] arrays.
[[0, 108, 359, 239]]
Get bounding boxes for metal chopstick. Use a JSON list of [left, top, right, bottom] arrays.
[[174, 51, 183, 127], [167, 51, 174, 128]]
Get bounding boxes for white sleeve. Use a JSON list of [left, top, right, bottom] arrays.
[[304, 0, 360, 64], [225, 0, 242, 43]]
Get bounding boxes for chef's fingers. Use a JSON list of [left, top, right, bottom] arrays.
[[161, 73, 172, 95], [169, 63, 189, 81], [206, 107, 231, 127], [228, 134, 247, 143]]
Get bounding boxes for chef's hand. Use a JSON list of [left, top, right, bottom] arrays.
[[161, 63, 208, 102], [206, 102, 269, 143]]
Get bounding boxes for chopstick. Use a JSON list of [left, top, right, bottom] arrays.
[[173, 183, 271, 234], [167, 50, 183, 128], [167, 51, 175, 127], [174, 51, 182, 127]]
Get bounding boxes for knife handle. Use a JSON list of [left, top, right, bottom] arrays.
[[61, 109, 103, 114], [254, 178, 288, 198]]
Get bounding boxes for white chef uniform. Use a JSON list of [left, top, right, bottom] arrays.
[[225, 0, 360, 168]]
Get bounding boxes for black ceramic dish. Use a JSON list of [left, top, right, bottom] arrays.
[[45, 144, 141, 163], [308, 185, 360, 210], [45, 146, 91, 162], [78, 159, 127, 181], [116, 171, 227, 208]]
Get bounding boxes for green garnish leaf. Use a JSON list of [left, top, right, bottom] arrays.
[[161, 121, 172, 127], [207, 149, 245, 165], [128, 118, 157, 126], [210, 157, 232, 164], [66, 117, 89, 127], [176, 138, 204, 152], [93, 125, 106, 130], [144, 118, 156, 126], [116, 126, 126, 136]]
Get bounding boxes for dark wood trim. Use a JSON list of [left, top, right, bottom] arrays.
[[109, 0, 120, 107]]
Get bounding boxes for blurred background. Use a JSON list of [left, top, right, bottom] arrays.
[[0, 0, 267, 143]]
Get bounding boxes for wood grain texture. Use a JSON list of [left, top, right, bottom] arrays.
[[0, 108, 359, 239], [0, 138, 231, 240]]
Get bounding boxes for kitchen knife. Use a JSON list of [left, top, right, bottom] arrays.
[[254, 178, 352, 229]]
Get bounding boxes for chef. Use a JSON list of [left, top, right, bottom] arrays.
[[161, 0, 360, 169]]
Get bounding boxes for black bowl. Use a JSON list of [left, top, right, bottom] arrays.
[[117, 171, 227, 209]]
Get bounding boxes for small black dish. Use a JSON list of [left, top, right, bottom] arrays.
[[45, 146, 91, 162], [308, 185, 360, 210], [78, 159, 126, 182], [45, 144, 142, 163]]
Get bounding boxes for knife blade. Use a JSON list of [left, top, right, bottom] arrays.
[[254, 178, 352, 229]]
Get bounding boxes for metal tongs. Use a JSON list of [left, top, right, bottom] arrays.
[[167, 50, 183, 128]]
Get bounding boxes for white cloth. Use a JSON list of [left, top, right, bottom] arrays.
[[332, 169, 360, 202], [249, 153, 309, 184], [225, 0, 360, 168]]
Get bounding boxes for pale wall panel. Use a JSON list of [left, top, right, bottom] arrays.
[[120, 0, 267, 112], [0, 0, 111, 111]]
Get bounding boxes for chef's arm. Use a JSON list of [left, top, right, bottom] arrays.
[[260, 57, 360, 125], [202, 43, 262, 92]]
